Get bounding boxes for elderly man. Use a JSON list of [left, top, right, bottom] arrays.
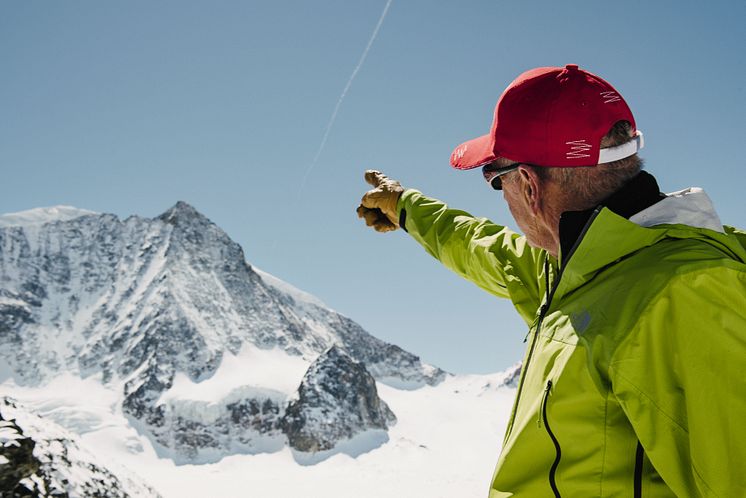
[[357, 64, 746, 497]]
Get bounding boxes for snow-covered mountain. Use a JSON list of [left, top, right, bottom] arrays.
[[0, 202, 520, 497], [0, 202, 444, 462]]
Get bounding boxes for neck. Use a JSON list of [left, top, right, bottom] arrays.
[[554, 171, 664, 264]]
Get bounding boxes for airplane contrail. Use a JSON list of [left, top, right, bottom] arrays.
[[298, 0, 394, 192]]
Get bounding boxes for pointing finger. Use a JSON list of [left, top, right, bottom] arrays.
[[364, 170, 387, 188]]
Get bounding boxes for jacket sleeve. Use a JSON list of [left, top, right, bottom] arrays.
[[610, 268, 746, 497], [397, 189, 545, 323]]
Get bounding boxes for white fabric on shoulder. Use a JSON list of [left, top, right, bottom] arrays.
[[630, 187, 724, 233]]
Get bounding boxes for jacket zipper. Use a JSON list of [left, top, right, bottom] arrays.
[[524, 259, 552, 344], [634, 441, 644, 498], [542, 380, 562, 498], [506, 207, 602, 441]]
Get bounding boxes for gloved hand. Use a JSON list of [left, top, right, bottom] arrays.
[[357, 170, 404, 233]]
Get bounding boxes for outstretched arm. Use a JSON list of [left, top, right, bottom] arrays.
[[357, 170, 546, 323]]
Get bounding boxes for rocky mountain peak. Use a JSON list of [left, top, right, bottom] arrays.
[[156, 201, 215, 233], [0, 201, 444, 461]]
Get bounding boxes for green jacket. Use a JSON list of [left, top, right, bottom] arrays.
[[396, 181, 746, 497]]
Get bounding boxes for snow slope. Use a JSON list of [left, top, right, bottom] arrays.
[[1, 367, 518, 498], [0, 396, 161, 497]]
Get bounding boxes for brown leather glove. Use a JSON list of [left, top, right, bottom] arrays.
[[357, 170, 404, 233]]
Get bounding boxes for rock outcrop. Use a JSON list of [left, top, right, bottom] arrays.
[[0, 397, 161, 497], [281, 347, 396, 452]]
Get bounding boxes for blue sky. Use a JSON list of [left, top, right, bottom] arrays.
[[2, 0, 744, 373]]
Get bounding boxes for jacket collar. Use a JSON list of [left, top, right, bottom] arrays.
[[552, 172, 746, 299], [558, 171, 665, 265]]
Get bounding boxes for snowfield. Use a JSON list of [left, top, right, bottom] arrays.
[[1, 367, 517, 498]]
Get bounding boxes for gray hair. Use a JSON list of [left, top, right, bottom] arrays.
[[500, 121, 643, 209]]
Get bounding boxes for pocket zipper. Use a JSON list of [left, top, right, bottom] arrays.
[[541, 380, 562, 498], [634, 441, 644, 498]]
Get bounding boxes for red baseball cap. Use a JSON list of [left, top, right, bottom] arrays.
[[450, 64, 643, 169]]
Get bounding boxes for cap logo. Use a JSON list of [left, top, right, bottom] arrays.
[[600, 91, 621, 104], [453, 145, 468, 160], [565, 139, 592, 159]]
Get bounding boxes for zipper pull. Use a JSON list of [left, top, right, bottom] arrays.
[[525, 304, 548, 343], [538, 303, 548, 317], [538, 380, 553, 428]]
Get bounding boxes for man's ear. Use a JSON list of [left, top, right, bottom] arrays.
[[518, 166, 542, 215]]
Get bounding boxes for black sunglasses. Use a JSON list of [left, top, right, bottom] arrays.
[[482, 163, 521, 190]]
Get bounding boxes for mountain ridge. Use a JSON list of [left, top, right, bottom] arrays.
[[0, 201, 446, 461]]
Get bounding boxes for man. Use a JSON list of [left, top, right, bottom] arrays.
[[357, 64, 746, 497]]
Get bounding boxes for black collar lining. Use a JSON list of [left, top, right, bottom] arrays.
[[558, 171, 665, 265]]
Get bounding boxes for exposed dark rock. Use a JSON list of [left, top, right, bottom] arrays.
[[0, 418, 40, 495], [1, 397, 161, 497], [501, 363, 522, 389], [281, 346, 396, 452], [149, 393, 285, 462]]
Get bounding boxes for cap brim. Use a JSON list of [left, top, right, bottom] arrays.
[[450, 134, 497, 170]]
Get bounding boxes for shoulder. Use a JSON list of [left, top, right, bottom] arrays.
[[610, 258, 746, 369]]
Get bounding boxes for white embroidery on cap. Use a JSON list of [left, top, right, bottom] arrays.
[[600, 91, 621, 104], [453, 145, 468, 160], [566, 140, 592, 159]]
